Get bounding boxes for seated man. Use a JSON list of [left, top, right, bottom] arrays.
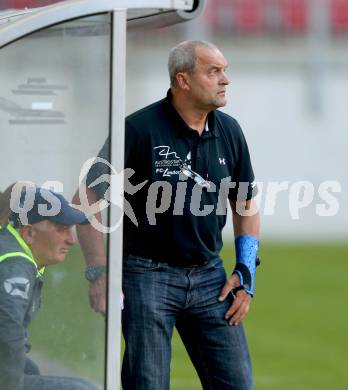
[[0, 184, 97, 390]]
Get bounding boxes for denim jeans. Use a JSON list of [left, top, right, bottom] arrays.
[[122, 255, 253, 390]]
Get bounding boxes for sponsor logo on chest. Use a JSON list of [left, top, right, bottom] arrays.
[[153, 145, 181, 178]]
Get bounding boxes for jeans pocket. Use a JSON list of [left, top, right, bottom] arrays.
[[123, 254, 160, 273], [211, 257, 224, 270]]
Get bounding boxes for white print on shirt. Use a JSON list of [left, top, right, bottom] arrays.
[[186, 152, 191, 169], [155, 168, 181, 177], [153, 145, 180, 159], [4, 277, 30, 300], [154, 145, 181, 178]]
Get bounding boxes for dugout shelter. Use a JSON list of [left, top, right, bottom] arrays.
[[0, 1, 205, 388]]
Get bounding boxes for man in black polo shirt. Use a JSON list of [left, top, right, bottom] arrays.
[[75, 40, 260, 390]]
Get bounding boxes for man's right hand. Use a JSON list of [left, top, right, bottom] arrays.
[[89, 272, 107, 316]]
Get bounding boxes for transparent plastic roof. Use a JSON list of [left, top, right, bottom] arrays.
[[0, 9, 39, 26], [0, 5, 189, 25], [0, 0, 195, 28], [0, 0, 206, 47]]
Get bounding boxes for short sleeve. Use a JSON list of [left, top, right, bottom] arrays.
[[85, 120, 141, 200], [85, 139, 110, 201]]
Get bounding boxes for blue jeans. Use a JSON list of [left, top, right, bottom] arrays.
[[122, 255, 253, 390]]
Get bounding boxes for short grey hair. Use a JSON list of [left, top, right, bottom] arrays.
[[168, 40, 218, 87]]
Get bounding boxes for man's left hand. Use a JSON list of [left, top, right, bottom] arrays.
[[218, 273, 252, 326]]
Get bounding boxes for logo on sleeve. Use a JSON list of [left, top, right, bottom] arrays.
[[4, 277, 30, 300]]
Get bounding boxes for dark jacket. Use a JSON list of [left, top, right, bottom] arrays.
[[0, 224, 43, 390]]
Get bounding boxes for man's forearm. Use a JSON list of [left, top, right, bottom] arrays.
[[230, 198, 260, 295], [73, 188, 106, 266], [73, 188, 108, 314], [231, 199, 260, 239], [76, 222, 106, 266]]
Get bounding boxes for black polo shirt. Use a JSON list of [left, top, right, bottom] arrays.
[[87, 90, 257, 266]]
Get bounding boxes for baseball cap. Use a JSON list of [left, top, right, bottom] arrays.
[[9, 186, 89, 227]]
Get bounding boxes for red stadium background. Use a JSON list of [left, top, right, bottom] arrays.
[[1, 0, 348, 33]]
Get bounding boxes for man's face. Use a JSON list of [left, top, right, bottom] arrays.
[[187, 46, 230, 110], [28, 220, 76, 267]]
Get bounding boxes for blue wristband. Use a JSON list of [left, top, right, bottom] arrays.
[[233, 235, 259, 296]]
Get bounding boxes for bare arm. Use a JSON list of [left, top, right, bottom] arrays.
[[231, 199, 260, 239], [219, 199, 260, 326], [72, 187, 107, 316]]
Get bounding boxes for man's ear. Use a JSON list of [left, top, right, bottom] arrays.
[[19, 225, 35, 245], [176, 72, 190, 91]]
